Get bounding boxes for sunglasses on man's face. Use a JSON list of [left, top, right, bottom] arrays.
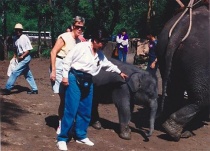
[[74, 25, 85, 31]]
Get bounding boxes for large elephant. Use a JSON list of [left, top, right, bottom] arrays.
[[91, 58, 158, 140], [156, 2, 210, 141]]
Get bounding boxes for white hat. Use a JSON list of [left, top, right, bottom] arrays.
[[14, 23, 23, 29]]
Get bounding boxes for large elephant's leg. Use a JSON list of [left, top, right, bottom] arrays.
[[162, 104, 200, 141], [112, 84, 131, 140], [165, 72, 186, 115]]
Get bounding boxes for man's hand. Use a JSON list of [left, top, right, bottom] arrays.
[[13, 54, 17, 58], [62, 77, 69, 86], [150, 59, 157, 69], [50, 70, 56, 81], [18, 50, 29, 61], [150, 61, 156, 69], [120, 72, 128, 80], [18, 55, 24, 60]]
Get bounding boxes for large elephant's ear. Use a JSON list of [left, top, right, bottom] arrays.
[[126, 72, 140, 93]]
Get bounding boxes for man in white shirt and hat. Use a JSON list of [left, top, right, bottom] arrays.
[[0, 23, 38, 95]]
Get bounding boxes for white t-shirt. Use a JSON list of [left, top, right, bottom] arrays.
[[62, 40, 121, 78], [14, 34, 33, 55], [57, 32, 80, 58]]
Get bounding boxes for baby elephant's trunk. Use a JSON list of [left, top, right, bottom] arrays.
[[146, 98, 158, 137]]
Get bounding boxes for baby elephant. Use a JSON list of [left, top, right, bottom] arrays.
[[91, 58, 158, 140]]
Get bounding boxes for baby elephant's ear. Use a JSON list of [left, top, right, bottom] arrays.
[[126, 72, 140, 93]]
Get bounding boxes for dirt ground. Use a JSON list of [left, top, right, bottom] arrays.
[[1, 58, 210, 151]]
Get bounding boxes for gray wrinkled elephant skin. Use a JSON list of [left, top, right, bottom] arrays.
[[156, 4, 210, 141], [92, 58, 158, 140]]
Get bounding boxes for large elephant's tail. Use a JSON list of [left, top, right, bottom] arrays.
[[160, 18, 189, 112], [160, 40, 181, 112]]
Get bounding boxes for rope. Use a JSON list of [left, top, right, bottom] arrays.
[[193, 0, 202, 6], [168, 0, 198, 42], [182, 3, 193, 41]]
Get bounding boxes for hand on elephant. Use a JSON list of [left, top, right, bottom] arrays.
[[119, 72, 128, 80]]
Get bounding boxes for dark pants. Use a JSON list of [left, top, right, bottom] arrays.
[[118, 48, 127, 62]]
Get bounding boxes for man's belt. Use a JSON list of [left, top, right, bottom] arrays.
[[70, 68, 92, 77], [56, 55, 64, 59], [70, 68, 92, 88]]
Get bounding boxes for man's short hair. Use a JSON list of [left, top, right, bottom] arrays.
[[91, 29, 108, 43], [72, 16, 85, 25]]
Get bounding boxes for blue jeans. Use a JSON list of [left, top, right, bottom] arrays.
[[57, 72, 93, 142], [118, 48, 127, 62], [5, 55, 38, 91]]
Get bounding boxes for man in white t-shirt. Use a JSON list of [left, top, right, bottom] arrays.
[[0, 23, 38, 95]]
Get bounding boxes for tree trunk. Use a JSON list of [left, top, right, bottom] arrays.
[[2, 0, 8, 60], [49, 0, 55, 47], [147, 0, 153, 34], [37, 14, 42, 57]]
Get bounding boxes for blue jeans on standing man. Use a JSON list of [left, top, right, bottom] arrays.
[[118, 48, 127, 62], [57, 72, 93, 142], [5, 55, 38, 91]]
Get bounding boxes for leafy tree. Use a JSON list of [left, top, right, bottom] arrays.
[[0, 0, 184, 59]]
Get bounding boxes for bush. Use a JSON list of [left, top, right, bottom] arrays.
[[41, 48, 51, 58]]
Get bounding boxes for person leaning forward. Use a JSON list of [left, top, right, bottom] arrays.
[[50, 16, 85, 135], [56, 29, 127, 151], [0, 23, 38, 95]]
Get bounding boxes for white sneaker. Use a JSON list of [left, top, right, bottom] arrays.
[[76, 138, 94, 146], [56, 126, 61, 135], [56, 120, 61, 134], [57, 141, 67, 151]]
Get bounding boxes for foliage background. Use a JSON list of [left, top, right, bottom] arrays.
[[0, 0, 189, 59], [0, 0, 185, 38]]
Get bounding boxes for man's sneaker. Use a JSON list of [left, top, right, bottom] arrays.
[[56, 141, 67, 151], [56, 126, 61, 135], [0, 89, 11, 95], [27, 90, 38, 94], [56, 120, 61, 134], [76, 138, 94, 146]]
